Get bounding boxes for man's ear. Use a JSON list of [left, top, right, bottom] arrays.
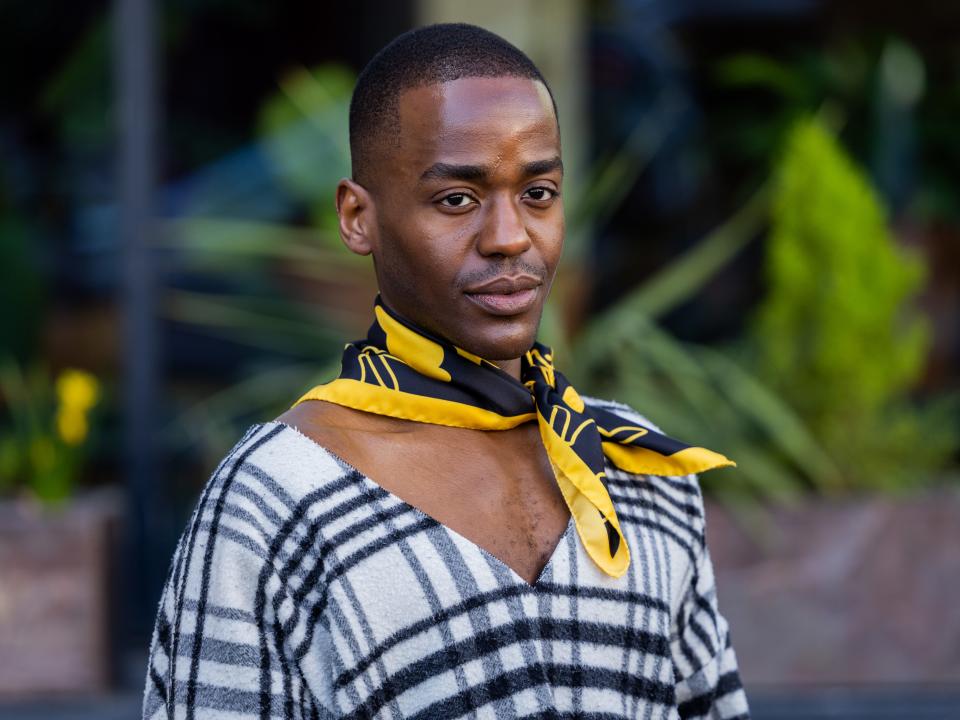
[[336, 178, 376, 256]]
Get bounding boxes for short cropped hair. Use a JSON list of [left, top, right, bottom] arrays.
[[349, 23, 557, 185]]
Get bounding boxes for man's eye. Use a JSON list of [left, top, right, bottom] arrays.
[[439, 193, 473, 208], [524, 187, 557, 202]]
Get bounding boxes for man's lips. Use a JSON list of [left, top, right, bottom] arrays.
[[463, 275, 541, 294], [463, 275, 542, 316]]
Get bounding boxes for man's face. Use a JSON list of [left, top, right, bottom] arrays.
[[362, 76, 564, 362]]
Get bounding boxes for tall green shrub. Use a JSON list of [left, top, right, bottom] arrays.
[[753, 117, 954, 489]]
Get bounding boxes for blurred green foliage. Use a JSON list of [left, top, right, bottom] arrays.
[[257, 64, 354, 239], [751, 117, 956, 490], [714, 35, 960, 229], [0, 213, 45, 362], [40, 16, 112, 153], [165, 58, 955, 501], [160, 66, 371, 374], [0, 12, 107, 368], [568, 182, 841, 505], [4, 7, 955, 518]]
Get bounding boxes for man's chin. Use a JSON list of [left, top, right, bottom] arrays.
[[390, 293, 543, 362], [452, 318, 541, 363]]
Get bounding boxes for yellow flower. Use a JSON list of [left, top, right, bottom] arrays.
[[54, 369, 99, 445], [56, 408, 89, 446], [56, 369, 100, 412]]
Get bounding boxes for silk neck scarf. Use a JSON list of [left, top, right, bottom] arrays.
[[294, 297, 734, 578]]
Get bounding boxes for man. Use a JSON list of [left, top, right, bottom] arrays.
[[144, 23, 750, 720]]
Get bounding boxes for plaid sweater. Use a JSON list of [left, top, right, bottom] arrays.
[[143, 403, 750, 719]]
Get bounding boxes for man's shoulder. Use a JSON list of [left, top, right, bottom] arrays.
[[204, 420, 359, 515]]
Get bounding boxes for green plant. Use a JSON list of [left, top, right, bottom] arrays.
[[0, 362, 101, 505], [750, 117, 956, 489], [566, 184, 842, 504]]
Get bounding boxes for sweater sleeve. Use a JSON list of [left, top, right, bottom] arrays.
[[142, 449, 330, 720], [670, 483, 750, 720]]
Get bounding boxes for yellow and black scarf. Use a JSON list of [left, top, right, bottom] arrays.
[[294, 298, 734, 578]]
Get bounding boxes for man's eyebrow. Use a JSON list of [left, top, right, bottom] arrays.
[[418, 156, 564, 184], [523, 156, 563, 177], [419, 163, 488, 183]]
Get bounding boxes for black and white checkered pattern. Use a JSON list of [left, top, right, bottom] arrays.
[[143, 404, 750, 719]]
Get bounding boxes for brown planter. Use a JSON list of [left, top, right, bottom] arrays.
[[0, 488, 122, 698], [707, 488, 960, 688]]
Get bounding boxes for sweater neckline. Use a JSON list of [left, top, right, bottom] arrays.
[[261, 420, 576, 590]]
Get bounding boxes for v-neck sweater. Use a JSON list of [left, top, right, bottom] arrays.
[[143, 399, 750, 719]]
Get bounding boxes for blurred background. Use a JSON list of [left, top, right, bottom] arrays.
[[1, 0, 958, 717]]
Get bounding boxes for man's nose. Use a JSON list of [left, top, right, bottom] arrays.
[[476, 195, 532, 257]]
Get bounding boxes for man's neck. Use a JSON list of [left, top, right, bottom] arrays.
[[497, 357, 522, 381]]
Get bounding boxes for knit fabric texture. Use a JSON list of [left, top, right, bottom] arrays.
[[143, 400, 750, 719]]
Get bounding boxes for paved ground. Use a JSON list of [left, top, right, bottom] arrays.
[[0, 693, 140, 719], [1, 686, 958, 719], [707, 493, 960, 689], [748, 686, 960, 719]]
